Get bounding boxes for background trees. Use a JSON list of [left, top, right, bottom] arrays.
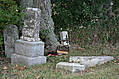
[[52, 0, 119, 45], [0, 0, 119, 52], [0, 0, 23, 29]]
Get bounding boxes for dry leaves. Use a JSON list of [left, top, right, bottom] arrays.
[[3, 66, 7, 70], [37, 76, 41, 79], [35, 67, 39, 69], [11, 65, 27, 71], [14, 72, 19, 75], [115, 69, 119, 71]]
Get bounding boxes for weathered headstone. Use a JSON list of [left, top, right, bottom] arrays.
[[60, 31, 69, 46], [56, 62, 85, 73], [4, 25, 19, 58], [20, 7, 41, 42], [11, 7, 46, 66], [69, 56, 114, 67], [57, 31, 70, 54]]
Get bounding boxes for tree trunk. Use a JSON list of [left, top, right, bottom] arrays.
[[20, 0, 60, 52]]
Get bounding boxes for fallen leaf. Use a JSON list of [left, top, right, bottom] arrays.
[[24, 66, 27, 68], [115, 69, 119, 71], [14, 72, 19, 75], [37, 76, 41, 79], [89, 68, 95, 71], [11, 65, 19, 70], [3, 66, 7, 70], [11, 67, 15, 70], [80, 48, 86, 51], [35, 67, 39, 69], [15, 64, 19, 68], [83, 70, 88, 72], [117, 59, 119, 61], [74, 45, 78, 47], [11, 65, 27, 71], [19, 66, 26, 71]]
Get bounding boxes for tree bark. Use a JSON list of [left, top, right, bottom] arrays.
[[20, 0, 60, 52]]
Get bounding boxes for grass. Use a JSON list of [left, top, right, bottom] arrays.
[[0, 44, 119, 79]]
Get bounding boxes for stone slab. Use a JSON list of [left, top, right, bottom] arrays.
[[69, 56, 114, 67], [56, 62, 85, 73], [15, 40, 44, 57], [11, 54, 46, 66], [4, 25, 19, 58]]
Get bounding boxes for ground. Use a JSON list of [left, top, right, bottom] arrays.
[[0, 44, 119, 79]]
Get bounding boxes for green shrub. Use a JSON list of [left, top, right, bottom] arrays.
[[52, 0, 119, 44], [0, 0, 24, 29], [0, 0, 24, 52]]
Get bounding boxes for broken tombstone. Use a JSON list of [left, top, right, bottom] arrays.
[[69, 56, 114, 67], [56, 62, 85, 73]]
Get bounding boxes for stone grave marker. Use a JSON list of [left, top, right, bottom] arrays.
[[56, 62, 85, 73], [11, 7, 46, 66], [57, 31, 70, 54], [4, 25, 19, 58], [56, 56, 114, 73], [60, 31, 69, 46], [69, 56, 114, 67]]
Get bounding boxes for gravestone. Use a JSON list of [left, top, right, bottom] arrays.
[[69, 56, 114, 67], [56, 62, 85, 73], [56, 56, 114, 73], [4, 25, 19, 58], [20, 7, 41, 42], [11, 7, 46, 66], [60, 31, 69, 46]]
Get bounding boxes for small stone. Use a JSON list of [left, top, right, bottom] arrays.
[[56, 62, 85, 73]]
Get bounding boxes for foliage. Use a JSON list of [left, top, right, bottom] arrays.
[[0, 0, 24, 52], [0, 30, 4, 52], [52, 0, 119, 44], [0, 0, 24, 29]]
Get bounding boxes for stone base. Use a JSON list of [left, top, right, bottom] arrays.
[[56, 62, 85, 73], [15, 40, 44, 57], [11, 54, 46, 66], [69, 56, 114, 67]]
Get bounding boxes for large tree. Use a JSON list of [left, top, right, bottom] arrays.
[[20, 0, 60, 52]]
